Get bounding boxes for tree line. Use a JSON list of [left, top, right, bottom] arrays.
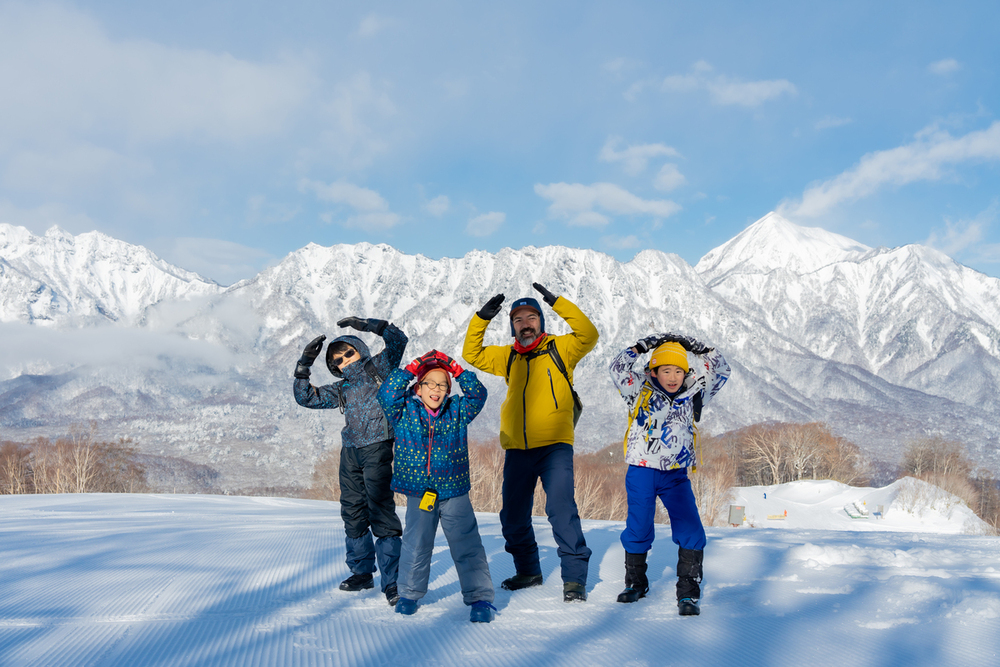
[[0, 425, 147, 494], [5, 420, 997, 534]]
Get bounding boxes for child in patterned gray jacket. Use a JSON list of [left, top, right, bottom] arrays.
[[608, 333, 730, 616], [293, 316, 408, 605]]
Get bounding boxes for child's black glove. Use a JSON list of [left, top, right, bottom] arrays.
[[477, 294, 506, 320], [337, 316, 388, 336], [663, 333, 713, 355], [532, 282, 558, 306], [634, 334, 668, 354], [296, 335, 326, 379]]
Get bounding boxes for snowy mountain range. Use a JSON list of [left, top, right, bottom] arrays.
[[2, 213, 999, 490]]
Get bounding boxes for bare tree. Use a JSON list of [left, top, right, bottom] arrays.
[[0, 442, 32, 494]]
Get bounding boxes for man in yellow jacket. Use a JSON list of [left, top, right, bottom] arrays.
[[463, 282, 599, 602]]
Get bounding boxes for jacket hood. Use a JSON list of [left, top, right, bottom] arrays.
[[326, 334, 372, 377]]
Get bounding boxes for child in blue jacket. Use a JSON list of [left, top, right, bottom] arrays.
[[377, 350, 496, 623], [609, 333, 730, 616]]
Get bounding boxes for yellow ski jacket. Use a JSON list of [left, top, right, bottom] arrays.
[[462, 296, 599, 449]]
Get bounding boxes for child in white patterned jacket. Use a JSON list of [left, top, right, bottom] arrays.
[[608, 332, 730, 616]]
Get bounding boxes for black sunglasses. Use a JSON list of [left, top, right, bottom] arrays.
[[331, 349, 356, 365]]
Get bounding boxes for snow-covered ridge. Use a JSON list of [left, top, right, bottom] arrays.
[[0, 223, 222, 326], [696, 211, 871, 279], [3, 215, 1000, 488]]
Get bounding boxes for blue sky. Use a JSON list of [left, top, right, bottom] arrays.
[[1, 1, 999, 285]]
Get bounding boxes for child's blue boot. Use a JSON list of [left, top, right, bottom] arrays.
[[395, 598, 418, 615], [469, 600, 497, 623]]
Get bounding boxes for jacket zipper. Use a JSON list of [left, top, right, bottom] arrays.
[[522, 357, 530, 449], [427, 421, 435, 477], [547, 369, 559, 408]]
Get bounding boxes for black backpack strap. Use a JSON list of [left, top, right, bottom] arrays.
[[364, 359, 385, 386], [508, 343, 575, 388], [505, 348, 517, 383], [545, 345, 573, 389]]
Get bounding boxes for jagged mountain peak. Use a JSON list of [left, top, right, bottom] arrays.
[[696, 212, 871, 280], [0, 223, 222, 326]]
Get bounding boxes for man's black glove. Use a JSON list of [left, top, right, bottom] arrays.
[[634, 334, 669, 354], [337, 316, 388, 336], [477, 294, 505, 320], [295, 335, 326, 379], [663, 333, 713, 355], [532, 282, 558, 307]]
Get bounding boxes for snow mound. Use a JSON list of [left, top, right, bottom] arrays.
[[730, 478, 991, 534]]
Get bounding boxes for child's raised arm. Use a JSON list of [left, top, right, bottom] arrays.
[[454, 365, 488, 425], [693, 348, 731, 405], [337, 317, 409, 377], [608, 345, 647, 404], [293, 334, 344, 410]]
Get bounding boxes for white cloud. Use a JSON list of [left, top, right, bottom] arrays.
[[466, 212, 505, 237], [601, 234, 642, 250], [357, 14, 388, 38], [602, 57, 628, 74], [779, 121, 1000, 218], [246, 195, 301, 226], [534, 182, 681, 228], [0, 4, 315, 145], [599, 137, 681, 176], [299, 179, 401, 230], [929, 59, 961, 75], [815, 116, 853, 130], [925, 202, 997, 257], [154, 237, 275, 286], [653, 163, 687, 192], [659, 61, 796, 107], [425, 195, 450, 217], [302, 71, 396, 172], [0, 200, 97, 235], [2, 143, 154, 197]]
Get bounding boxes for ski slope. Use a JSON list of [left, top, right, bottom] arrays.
[[1, 485, 998, 667]]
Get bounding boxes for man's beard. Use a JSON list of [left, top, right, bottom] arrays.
[[516, 327, 539, 347]]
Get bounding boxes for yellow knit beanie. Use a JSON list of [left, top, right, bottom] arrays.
[[649, 342, 689, 372]]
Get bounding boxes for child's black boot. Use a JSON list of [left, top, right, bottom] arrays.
[[676, 547, 703, 616], [501, 572, 543, 591], [616, 551, 649, 603], [339, 572, 374, 591]]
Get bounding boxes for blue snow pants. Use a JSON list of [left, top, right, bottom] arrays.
[[340, 439, 402, 591], [621, 465, 707, 554], [500, 442, 592, 585], [397, 494, 494, 605]]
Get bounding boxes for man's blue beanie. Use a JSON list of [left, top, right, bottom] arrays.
[[509, 297, 545, 337]]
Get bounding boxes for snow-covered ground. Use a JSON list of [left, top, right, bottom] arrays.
[[1, 482, 998, 667]]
